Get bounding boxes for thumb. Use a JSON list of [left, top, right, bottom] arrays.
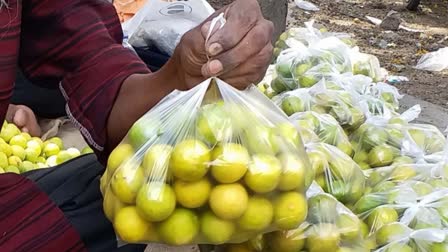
[[13, 109, 28, 128]]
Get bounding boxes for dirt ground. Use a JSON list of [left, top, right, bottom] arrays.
[[209, 0, 448, 108]]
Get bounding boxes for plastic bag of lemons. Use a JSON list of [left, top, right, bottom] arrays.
[[101, 78, 313, 245], [354, 183, 448, 237], [373, 223, 448, 252], [305, 142, 365, 204], [291, 111, 354, 157]]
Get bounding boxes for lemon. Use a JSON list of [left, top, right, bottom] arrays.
[[158, 208, 199, 245], [81, 146, 94, 155], [209, 183, 248, 220], [26, 140, 42, 155], [66, 148, 81, 158], [127, 117, 161, 148], [237, 196, 273, 231], [264, 229, 306, 252], [336, 213, 361, 240], [46, 155, 58, 167], [107, 144, 134, 174], [56, 150, 72, 164], [274, 123, 303, 151], [19, 161, 35, 173], [136, 182, 176, 222], [277, 153, 307, 191], [111, 164, 145, 204], [174, 178, 211, 209], [11, 145, 25, 160], [0, 152, 8, 168], [25, 148, 40, 163], [308, 151, 327, 175], [367, 207, 398, 231], [273, 192, 307, 230], [201, 211, 235, 244], [432, 243, 448, 252], [36, 156, 46, 164], [281, 96, 306, 116], [9, 135, 27, 148], [114, 206, 158, 243], [48, 137, 64, 150], [242, 126, 278, 155], [375, 222, 409, 246], [306, 223, 341, 252], [244, 154, 282, 193], [0, 143, 12, 157], [0, 167, 4, 173], [170, 139, 211, 182], [390, 165, 417, 181], [211, 143, 250, 183], [0, 123, 20, 142], [43, 142, 60, 157], [31, 137, 44, 149], [196, 103, 230, 145], [367, 145, 395, 168], [5, 165, 20, 174], [142, 144, 173, 180], [8, 156, 22, 167], [103, 189, 127, 221], [20, 132, 31, 141]]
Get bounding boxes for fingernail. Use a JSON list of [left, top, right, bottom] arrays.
[[208, 43, 223, 56], [208, 60, 223, 75]]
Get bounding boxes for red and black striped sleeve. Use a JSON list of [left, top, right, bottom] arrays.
[[0, 0, 21, 124], [19, 0, 150, 159], [0, 173, 87, 252]]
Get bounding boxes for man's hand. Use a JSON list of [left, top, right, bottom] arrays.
[[173, 0, 274, 89], [6, 105, 41, 137]]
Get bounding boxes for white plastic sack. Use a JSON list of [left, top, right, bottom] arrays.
[[415, 47, 448, 72], [123, 0, 214, 56], [294, 0, 320, 11]]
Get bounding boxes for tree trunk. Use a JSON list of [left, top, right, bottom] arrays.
[[208, 0, 288, 42]]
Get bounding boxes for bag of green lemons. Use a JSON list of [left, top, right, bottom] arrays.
[[100, 78, 313, 245], [261, 183, 370, 252], [305, 142, 366, 204]]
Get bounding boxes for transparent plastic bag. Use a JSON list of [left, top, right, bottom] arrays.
[[415, 47, 448, 72], [272, 44, 309, 93], [305, 142, 366, 204], [261, 183, 369, 252], [122, 0, 214, 55], [272, 88, 314, 116], [309, 80, 366, 131], [349, 104, 421, 170], [291, 111, 354, 156], [373, 223, 447, 252], [354, 183, 448, 233], [400, 123, 447, 163], [350, 48, 387, 82], [291, 37, 353, 88], [101, 78, 313, 245]]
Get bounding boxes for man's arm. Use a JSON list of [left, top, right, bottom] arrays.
[[20, 0, 273, 162]]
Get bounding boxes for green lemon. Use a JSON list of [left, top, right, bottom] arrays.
[[158, 208, 199, 246], [244, 154, 282, 193], [43, 142, 60, 158], [201, 211, 235, 244], [237, 196, 273, 231], [136, 182, 176, 222], [170, 139, 211, 182], [174, 178, 211, 209], [211, 143, 250, 184], [107, 144, 134, 175], [11, 145, 25, 160], [142, 144, 173, 180], [273, 192, 307, 230], [9, 134, 28, 148], [209, 183, 248, 220], [111, 164, 145, 204]]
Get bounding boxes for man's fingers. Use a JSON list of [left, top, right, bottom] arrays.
[[13, 107, 41, 137], [205, 0, 262, 54], [218, 43, 274, 87], [208, 20, 273, 76], [13, 109, 27, 128]]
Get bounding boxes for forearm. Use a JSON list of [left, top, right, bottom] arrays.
[[107, 58, 184, 150]]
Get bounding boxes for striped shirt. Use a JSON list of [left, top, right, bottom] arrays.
[[0, 173, 87, 251], [0, 0, 150, 158]]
